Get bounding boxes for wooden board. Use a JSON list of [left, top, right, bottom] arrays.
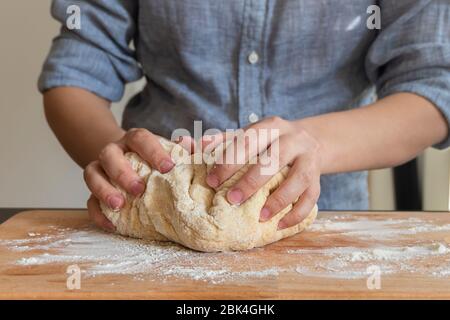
[[0, 210, 449, 299]]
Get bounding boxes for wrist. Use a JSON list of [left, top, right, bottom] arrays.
[[294, 117, 330, 174]]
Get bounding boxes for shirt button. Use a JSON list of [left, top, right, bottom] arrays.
[[248, 113, 259, 123], [248, 51, 259, 64]]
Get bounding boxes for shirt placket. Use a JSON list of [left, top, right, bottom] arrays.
[[237, 0, 267, 128]]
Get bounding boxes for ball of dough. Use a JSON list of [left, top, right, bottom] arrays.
[[101, 138, 317, 252]]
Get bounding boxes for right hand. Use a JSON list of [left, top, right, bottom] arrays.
[[84, 128, 176, 232]]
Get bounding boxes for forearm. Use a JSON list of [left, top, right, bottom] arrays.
[[298, 93, 449, 174], [43, 87, 125, 168]]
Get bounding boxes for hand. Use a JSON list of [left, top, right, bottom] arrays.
[[83, 128, 176, 231], [203, 116, 321, 230]]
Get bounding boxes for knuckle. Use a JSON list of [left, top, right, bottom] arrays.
[[284, 137, 298, 151], [127, 128, 151, 145], [291, 206, 305, 220], [83, 162, 96, 183], [306, 192, 317, 203], [95, 185, 111, 200], [114, 168, 129, 185], [276, 151, 289, 166], [215, 163, 234, 179], [296, 126, 307, 136], [293, 211, 304, 223], [298, 170, 313, 185], [242, 173, 260, 190], [98, 143, 116, 163], [224, 163, 237, 173], [270, 192, 288, 210], [267, 116, 284, 126]]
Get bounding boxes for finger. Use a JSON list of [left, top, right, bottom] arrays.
[[277, 183, 320, 230], [260, 156, 316, 222], [204, 131, 241, 188], [201, 132, 226, 152], [176, 135, 196, 154], [125, 128, 175, 173], [98, 143, 146, 197], [226, 136, 295, 205], [225, 163, 273, 205], [87, 194, 116, 232], [206, 126, 279, 188], [84, 161, 126, 210]]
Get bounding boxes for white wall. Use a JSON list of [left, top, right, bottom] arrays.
[[0, 0, 447, 210], [0, 0, 135, 208]]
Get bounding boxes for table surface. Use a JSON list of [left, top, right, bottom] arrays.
[[0, 208, 80, 223], [0, 210, 449, 299]]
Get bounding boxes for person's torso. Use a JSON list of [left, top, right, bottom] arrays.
[[123, 0, 377, 210]]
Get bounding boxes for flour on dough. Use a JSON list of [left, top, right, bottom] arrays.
[[101, 138, 317, 252]]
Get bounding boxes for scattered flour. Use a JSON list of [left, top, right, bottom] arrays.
[[27, 232, 41, 237], [288, 243, 450, 279], [1, 229, 282, 283], [1, 214, 449, 282], [309, 216, 450, 240], [289, 214, 450, 279]]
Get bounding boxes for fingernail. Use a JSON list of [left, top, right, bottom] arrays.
[[277, 220, 287, 230], [206, 174, 220, 188], [160, 159, 175, 173], [227, 188, 244, 205], [107, 195, 124, 210], [130, 180, 145, 196], [260, 207, 271, 221]]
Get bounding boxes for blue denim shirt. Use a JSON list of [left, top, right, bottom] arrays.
[[39, 0, 450, 210]]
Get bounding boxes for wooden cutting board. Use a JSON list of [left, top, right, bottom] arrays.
[[0, 210, 449, 299]]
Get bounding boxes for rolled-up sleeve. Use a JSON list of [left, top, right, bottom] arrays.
[[38, 0, 142, 102], [366, 0, 450, 149]]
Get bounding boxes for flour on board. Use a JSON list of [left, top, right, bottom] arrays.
[[1, 214, 449, 282]]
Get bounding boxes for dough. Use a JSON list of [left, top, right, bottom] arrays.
[[101, 138, 317, 252]]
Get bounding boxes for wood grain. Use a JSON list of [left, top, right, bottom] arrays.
[[0, 210, 449, 299]]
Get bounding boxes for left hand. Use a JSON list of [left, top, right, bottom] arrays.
[[202, 116, 322, 230]]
